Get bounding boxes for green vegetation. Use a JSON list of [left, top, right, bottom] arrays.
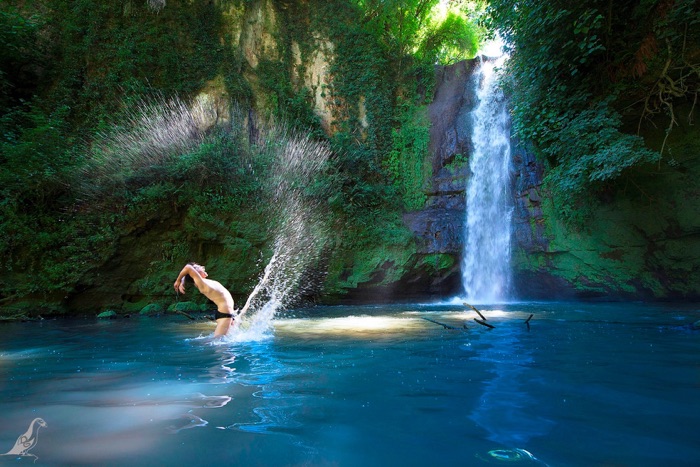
[[329, 0, 482, 211], [488, 0, 699, 224], [6, 0, 695, 312], [0, 0, 482, 315]]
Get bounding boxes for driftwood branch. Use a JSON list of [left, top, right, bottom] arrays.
[[474, 318, 495, 329], [171, 310, 196, 320], [423, 317, 468, 332], [0, 312, 39, 322], [464, 302, 487, 321], [465, 302, 495, 329]]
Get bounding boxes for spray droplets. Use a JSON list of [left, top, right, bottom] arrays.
[[82, 94, 332, 336], [80, 94, 211, 197], [243, 130, 332, 333]]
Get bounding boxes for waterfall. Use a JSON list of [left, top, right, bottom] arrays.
[[462, 57, 513, 303]]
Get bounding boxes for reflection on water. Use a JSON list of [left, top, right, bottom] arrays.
[[0, 303, 698, 466], [469, 324, 554, 463], [274, 315, 426, 339], [166, 413, 208, 434]]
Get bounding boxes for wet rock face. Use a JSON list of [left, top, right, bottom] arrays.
[[404, 61, 479, 260], [404, 209, 463, 255], [428, 60, 478, 174], [397, 61, 482, 297], [402, 59, 566, 299], [383, 57, 699, 301], [511, 143, 548, 254]]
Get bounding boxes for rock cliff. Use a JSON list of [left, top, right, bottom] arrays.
[[403, 58, 700, 301]]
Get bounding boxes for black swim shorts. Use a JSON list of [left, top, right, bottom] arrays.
[[214, 311, 234, 320]]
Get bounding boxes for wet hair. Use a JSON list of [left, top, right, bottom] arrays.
[[184, 262, 200, 283]]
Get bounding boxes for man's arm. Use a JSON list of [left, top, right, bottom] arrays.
[[174, 264, 203, 294]]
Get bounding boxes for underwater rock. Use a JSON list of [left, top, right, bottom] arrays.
[[97, 310, 117, 319], [140, 303, 164, 316]]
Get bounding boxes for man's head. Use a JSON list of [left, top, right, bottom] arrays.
[[187, 262, 208, 279]]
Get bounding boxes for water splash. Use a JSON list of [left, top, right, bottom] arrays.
[[83, 95, 331, 339], [462, 56, 513, 303], [236, 130, 331, 337], [80, 94, 212, 196], [147, 0, 166, 12]]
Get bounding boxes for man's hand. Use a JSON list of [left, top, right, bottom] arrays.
[[174, 278, 186, 294]]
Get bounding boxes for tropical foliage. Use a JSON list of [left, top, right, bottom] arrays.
[[0, 0, 483, 314], [488, 0, 699, 222]]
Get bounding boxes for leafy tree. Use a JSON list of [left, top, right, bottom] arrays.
[[352, 0, 482, 67], [352, 0, 439, 57], [488, 0, 699, 223], [416, 9, 480, 64], [342, 0, 482, 210]]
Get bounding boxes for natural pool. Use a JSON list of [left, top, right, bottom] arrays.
[[1, 302, 698, 466]]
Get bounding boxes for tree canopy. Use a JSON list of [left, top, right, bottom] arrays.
[[488, 0, 700, 222]]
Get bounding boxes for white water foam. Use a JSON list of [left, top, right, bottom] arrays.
[[220, 128, 331, 343], [461, 55, 513, 303]]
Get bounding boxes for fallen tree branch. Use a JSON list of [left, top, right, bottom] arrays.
[[0, 312, 37, 322], [171, 310, 196, 320], [463, 302, 487, 321], [474, 318, 495, 329], [423, 317, 468, 332]]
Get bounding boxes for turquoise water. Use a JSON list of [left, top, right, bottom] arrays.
[[1, 302, 699, 466]]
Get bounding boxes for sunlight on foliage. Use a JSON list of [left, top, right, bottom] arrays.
[[351, 0, 483, 65], [416, 5, 481, 64]]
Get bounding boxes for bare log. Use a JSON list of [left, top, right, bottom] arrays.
[[474, 318, 495, 329], [464, 302, 487, 321], [0, 313, 33, 322], [171, 310, 196, 320], [423, 317, 469, 332]]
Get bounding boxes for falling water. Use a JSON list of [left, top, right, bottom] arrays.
[[239, 130, 331, 337], [462, 57, 513, 303]]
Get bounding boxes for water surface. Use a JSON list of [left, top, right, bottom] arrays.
[[1, 302, 698, 466]]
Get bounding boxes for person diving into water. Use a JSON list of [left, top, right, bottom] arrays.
[[174, 262, 243, 337]]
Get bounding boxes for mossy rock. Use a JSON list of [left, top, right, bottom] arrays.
[[140, 303, 165, 316], [97, 310, 117, 319], [122, 301, 149, 314], [167, 301, 201, 313]]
